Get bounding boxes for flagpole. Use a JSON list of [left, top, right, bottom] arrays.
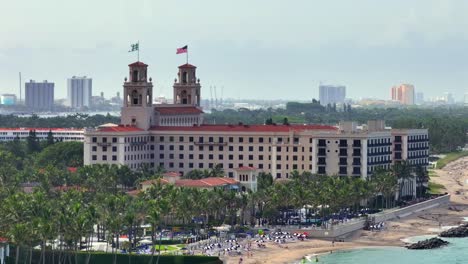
[[137, 41, 140, 62], [186, 48, 188, 64]]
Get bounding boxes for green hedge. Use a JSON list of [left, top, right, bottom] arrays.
[[6, 249, 222, 264]]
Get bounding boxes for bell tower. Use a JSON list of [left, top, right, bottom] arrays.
[[121, 61, 154, 130], [173, 63, 201, 106]]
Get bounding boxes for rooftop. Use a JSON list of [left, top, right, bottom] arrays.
[[178, 63, 196, 68], [128, 61, 148, 67], [140, 177, 239, 188], [98, 125, 144, 132], [0, 127, 83, 132], [150, 124, 337, 133]]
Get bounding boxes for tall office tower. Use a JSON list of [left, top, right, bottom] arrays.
[[25, 80, 54, 111], [464, 93, 468, 106], [415, 92, 424, 105], [319, 85, 346, 106], [67, 76, 92, 108], [443, 93, 454, 104], [391, 84, 415, 105]]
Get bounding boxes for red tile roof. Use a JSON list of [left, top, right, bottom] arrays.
[[67, 167, 78, 173], [0, 237, 7, 243], [98, 125, 144, 132], [178, 63, 196, 68], [163, 172, 181, 177], [151, 124, 337, 132], [154, 106, 204, 115], [176, 177, 238, 188], [129, 61, 148, 67], [140, 178, 170, 185], [126, 189, 141, 197]]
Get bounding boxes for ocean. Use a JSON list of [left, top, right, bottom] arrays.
[[306, 236, 468, 264]]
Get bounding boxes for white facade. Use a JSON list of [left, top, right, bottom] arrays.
[[319, 85, 346, 106], [67, 76, 92, 108], [0, 94, 17, 105], [0, 128, 84, 142], [25, 80, 54, 110]]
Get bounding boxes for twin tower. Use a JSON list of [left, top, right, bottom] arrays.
[[121, 62, 203, 130]]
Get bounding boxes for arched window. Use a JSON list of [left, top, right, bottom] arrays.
[[132, 70, 138, 82], [132, 90, 139, 105], [182, 72, 188, 84]]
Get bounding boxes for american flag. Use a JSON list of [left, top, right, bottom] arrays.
[[176, 45, 188, 54]]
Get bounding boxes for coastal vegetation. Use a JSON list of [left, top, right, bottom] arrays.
[[436, 151, 468, 169]]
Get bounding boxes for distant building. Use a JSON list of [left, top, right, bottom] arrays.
[[25, 80, 54, 110], [0, 94, 17, 105], [67, 76, 92, 108], [391, 84, 414, 105], [443, 93, 454, 104], [0, 128, 84, 142], [464, 93, 468, 106], [319, 85, 346, 106], [415, 92, 424, 105]]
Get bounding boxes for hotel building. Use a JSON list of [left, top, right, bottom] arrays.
[[84, 61, 429, 184]]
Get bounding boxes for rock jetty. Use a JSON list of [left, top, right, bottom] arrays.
[[406, 237, 449, 250], [440, 223, 468, 237]]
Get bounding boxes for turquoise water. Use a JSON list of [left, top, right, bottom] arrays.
[[309, 237, 468, 264]]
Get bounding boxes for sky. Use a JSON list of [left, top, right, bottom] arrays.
[[1, 0, 468, 101]]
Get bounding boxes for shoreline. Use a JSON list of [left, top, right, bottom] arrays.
[[223, 156, 468, 264]]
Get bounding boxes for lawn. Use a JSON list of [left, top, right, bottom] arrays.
[[153, 244, 183, 251], [428, 182, 445, 195], [436, 151, 468, 169]]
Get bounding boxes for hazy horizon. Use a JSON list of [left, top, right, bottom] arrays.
[[1, 0, 468, 101]]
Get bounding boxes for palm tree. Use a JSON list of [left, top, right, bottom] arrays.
[[393, 161, 413, 202]]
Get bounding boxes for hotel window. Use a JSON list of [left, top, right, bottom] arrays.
[[209, 163, 213, 168], [159, 154, 164, 159], [249, 155, 254, 160], [259, 164, 264, 169], [219, 154, 224, 160], [169, 145, 174, 151], [229, 154, 234, 160], [159, 145, 164, 150], [92, 155, 97, 160], [209, 154, 213, 159], [276, 164, 281, 169], [229, 137, 234, 143], [219, 137, 224, 143], [259, 146, 264, 151], [112, 137, 117, 143], [229, 146, 234, 151], [219, 146, 224, 151], [259, 155, 264, 160], [199, 136, 204, 143], [239, 137, 244, 143], [249, 137, 254, 143], [239, 155, 244, 159], [103, 137, 107, 143], [159, 136, 164, 142], [198, 163, 203, 168], [112, 155, 117, 161], [179, 163, 184, 168], [293, 164, 298, 170], [259, 137, 264, 143], [179, 136, 184, 142], [112, 146, 117, 152], [102, 155, 107, 161], [293, 155, 298, 161], [276, 155, 281, 161], [189, 154, 194, 159], [169, 154, 174, 159], [179, 145, 184, 151], [102, 146, 107, 152], [277, 146, 281, 151], [92, 146, 97, 151], [293, 147, 298, 152], [199, 154, 204, 159], [239, 163, 243, 167], [229, 163, 234, 168], [169, 162, 174, 168], [209, 137, 214, 142], [169, 136, 174, 142], [209, 146, 214, 151], [150, 153, 154, 159], [239, 146, 244, 151], [189, 163, 194, 168], [179, 154, 184, 159], [199, 146, 204, 151], [92, 137, 97, 143], [249, 146, 254, 152], [150, 136, 155, 142], [189, 145, 194, 151], [150, 145, 154, 150], [189, 137, 194, 142]]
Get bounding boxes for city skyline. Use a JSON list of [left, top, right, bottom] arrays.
[[1, 0, 468, 100]]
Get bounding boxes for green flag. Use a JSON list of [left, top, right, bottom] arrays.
[[129, 43, 139, 52]]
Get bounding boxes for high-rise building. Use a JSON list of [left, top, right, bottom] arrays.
[[391, 84, 415, 105], [443, 93, 454, 104], [319, 85, 346, 106], [464, 93, 468, 106], [25, 80, 54, 110], [67, 76, 92, 108], [415, 92, 424, 105]]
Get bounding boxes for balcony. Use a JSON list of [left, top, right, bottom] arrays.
[[352, 151, 361, 157], [194, 142, 228, 146], [97, 142, 111, 147]]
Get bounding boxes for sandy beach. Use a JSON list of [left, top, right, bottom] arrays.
[[223, 157, 468, 264]]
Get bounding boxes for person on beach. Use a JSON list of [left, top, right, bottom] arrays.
[[315, 255, 319, 262]]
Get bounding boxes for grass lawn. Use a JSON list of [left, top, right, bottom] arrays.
[[272, 115, 306, 124], [153, 245, 181, 251], [436, 151, 468, 169], [428, 182, 445, 194], [428, 170, 438, 177]]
